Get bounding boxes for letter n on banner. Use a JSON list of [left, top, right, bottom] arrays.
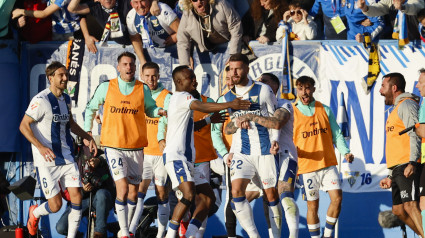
[[65, 38, 85, 105]]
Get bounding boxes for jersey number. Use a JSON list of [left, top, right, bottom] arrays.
[[306, 179, 314, 189], [42, 178, 48, 188], [231, 160, 243, 170]]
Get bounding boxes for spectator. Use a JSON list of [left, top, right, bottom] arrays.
[[250, 0, 289, 43], [177, 0, 242, 67], [13, 0, 52, 43], [358, 0, 424, 40], [309, 0, 348, 39], [418, 8, 425, 42], [0, 0, 17, 39], [56, 150, 115, 238], [12, 0, 81, 41], [277, 1, 317, 41], [68, 0, 137, 47], [126, 0, 180, 67], [345, 0, 385, 42]]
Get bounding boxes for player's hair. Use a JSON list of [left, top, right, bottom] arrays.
[[229, 53, 249, 66], [261, 73, 280, 87], [383, 72, 405, 93], [45, 61, 66, 77], [295, 75, 315, 87], [172, 65, 191, 81], [419, 68, 425, 74], [417, 8, 425, 22], [117, 51, 136, 63], [142, 62, 160, 72]]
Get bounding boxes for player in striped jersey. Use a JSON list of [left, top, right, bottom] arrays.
[[20, 61, 97, 238], [163, 66, 250, 238], [221, 54, 281, 238]]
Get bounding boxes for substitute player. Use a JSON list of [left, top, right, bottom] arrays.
[[20, 61, 97, 238], [84, 52, 165, 238], [163, 65, 250, 238]]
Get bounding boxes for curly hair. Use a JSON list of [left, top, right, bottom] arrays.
[[181, 0, 215, 11]]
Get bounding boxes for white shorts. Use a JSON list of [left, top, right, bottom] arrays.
[[230, 152, 278, 190], [194, 162, 210, 186], [278, 153, 298, 187], [142, 154, 168, 186], [104, 148, 143, 185], [164, 158, 194, 190], [36, 163, 82, 199], [300, 166, 341, 201]]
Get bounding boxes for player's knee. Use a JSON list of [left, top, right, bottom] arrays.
[[116, 186, 129, 199], [49, 200, 62, 213], [180, 196, 193, 207], [331, 194, 342, 206], [307, 201, 319, 212], [392, 205, 406, 217], [403, 201, 418, 212], [231, 187, 244, 198]]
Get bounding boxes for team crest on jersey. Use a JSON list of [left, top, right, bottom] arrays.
[[344, 171, 360, 187], [30, 102, 39, 110], [309, 191, 316, 197], [44, 189, 49, 195], [250, 96, 259, 103], [151, 18, 160, 27], [65, 81, 77, 98], [114, 170, 120, 175]]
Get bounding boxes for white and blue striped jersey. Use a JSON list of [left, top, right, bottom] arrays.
[[220, 80, 278, 156], [163, 91, 197, 163], [25, 88, 75, 167], [277, 98, 298, 161], [49, 0, 80, 34]]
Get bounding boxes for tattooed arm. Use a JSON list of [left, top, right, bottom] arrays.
[[225, 120, 239, 135], [242, 108, 290, 129]]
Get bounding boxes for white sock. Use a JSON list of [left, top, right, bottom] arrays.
[[33, 202, 51, 218], [116, 198, 129, 237], [281, 193, 299, 238], [129, 192, 146, 234], [233, 197, 260, 238], [185, 218, 202, 238], [324, 216, 338, 237], [127, 199, 137, 229], [268, 200, 282, 238], [307, 223, 320, 238], [67, 203, 82, 238], [195, 218, 207, 238], [156, 199, 170, 238], [165, 220, 179, 238]]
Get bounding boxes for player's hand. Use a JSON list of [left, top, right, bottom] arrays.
[[158, 109, 167, 117], [158, 139, 166, 153], [208, 111, 228, 124], [85, 35, 99, 53], [164, 33, 177, 46], [150, 0, 160, 16], [355, 33, 364, 43], [12, 9, 24, 19], [257, 35, 270, 44], [95, 114, 102, 124], [270, 141, 279, 155], [230, 97, 251, 110], [358, 0, 367, 11], [379, 177, 392, 189], [17, 16, 26, 28], [225, 153, 233, 167], [404, 163, 415, 178], [345, 153, 354, 163], [235, 117, 251, 129], [301, 9, 309, 23], [84, 138, 98, 157], [83, 183, 93, 192], [38, 146, 56, 162]]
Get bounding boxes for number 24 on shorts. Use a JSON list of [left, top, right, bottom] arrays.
[[111, 158, 123, 169]]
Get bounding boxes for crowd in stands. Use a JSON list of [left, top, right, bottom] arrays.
[[1, 0, 424, 56]]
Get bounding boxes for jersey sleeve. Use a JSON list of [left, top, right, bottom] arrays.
[[180, 92, 197, 110], [159, 3, 178, 26], [144, 84, 161, 118], [418, 102, 425, 123], [25, 96, 47, 122], [126, 9, 138, 36]]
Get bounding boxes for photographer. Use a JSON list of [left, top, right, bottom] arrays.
[[56, 149, 115, 238]]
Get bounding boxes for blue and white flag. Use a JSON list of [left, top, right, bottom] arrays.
[[337, 92, 350, 139]]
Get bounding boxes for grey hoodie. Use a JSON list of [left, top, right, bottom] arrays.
[[394, 92, 421, 164]]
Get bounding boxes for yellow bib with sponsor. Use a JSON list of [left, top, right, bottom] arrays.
[[293, 101, 337, 174], [144, 89, 170, 156], [101, 78, 148, 149], [194, 95, 217, 163]]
